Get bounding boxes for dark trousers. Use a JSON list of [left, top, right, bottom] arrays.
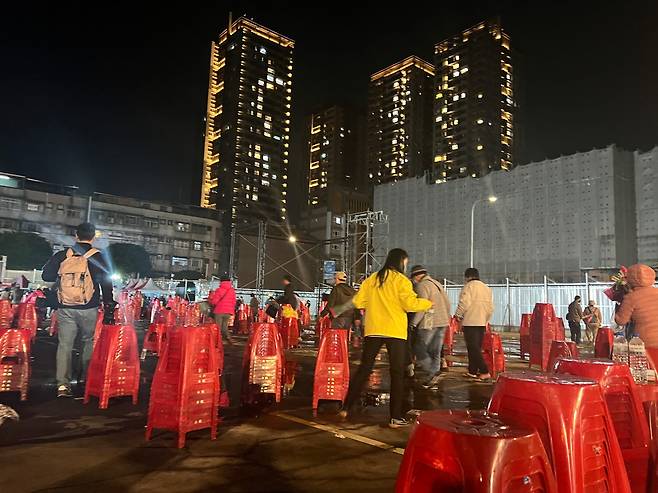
[[569, 321, 581, 344], [463, 326, 489, 375], [344, 336, 406, 419]]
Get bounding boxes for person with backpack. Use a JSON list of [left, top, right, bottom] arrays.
[[42, 222, 114, 398], [409, 265, 451, 390]]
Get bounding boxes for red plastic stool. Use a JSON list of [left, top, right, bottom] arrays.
[[146, 325, 219, 448], [315, 316, 330, 348], [313, 329, 349, 412], [279, 316, 299, 349], [0, 300, 14, 329], [84, 324, 140, 409], [566, 341, 579, 358], [142, 322, 167, 356], [482, 332, 505, 378], [595, 327, 615, 359], [395, 410, 558, 493], [0, 328, 30, 400], [242, 323, 284, 405], [489, 372, 632, 493], [555, 359, 651, 492], [646, 401, 658, 493], [519, 313, 532, 360], [529, 303, 562, 371], [15, 303, 37, 339], [547, 340, 577, 372]]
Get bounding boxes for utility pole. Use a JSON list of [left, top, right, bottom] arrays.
[[255, 221, 267, 293]]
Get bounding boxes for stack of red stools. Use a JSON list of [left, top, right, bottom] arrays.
[[92, 309, 104, 348], [114, 303, 133, 326], [299, 303, 311, 329], [236, 304, 250, 335], [279, 310, 299, 349], [519, 313, 532, 360], [0, 300, 14, 329], [84, 323, 140, 409], [148, 298, 161, 323], [312, 329, 349, 412], [488, 372, 632, 493], [15, 303, 38, 340], [546, 340, 578, 371], [395, 410, 557, 493], [315, 315, 330, 348], [0, 328, 30, 400], [481, 332, 505, 378], [183, 303, 201, 327], [146, 325, 219, 448], [442, 316, 461, 367], [143, 308, 177, 357], [529, 303, 562, 371], [555, 358, 650, 491], [132, 291, 143, 321], [595, 327, 615, 359], [242, 322, 284, 404]]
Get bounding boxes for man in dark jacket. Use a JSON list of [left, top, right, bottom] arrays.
[[42, 222, 114, 398], [567, 295, 583, 344], [277, 275, 299, 310], [321, 272, 358, 329], [249, 295, 260, 322]]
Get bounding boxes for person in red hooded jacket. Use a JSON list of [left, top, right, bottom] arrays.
[[615, 263, 658, 369], [209, 276, 236, 346]]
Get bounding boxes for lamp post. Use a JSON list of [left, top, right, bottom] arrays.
[[470, 196, 497, 268]]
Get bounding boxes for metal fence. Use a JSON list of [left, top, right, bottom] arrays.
[[442, 280, 621, 329]]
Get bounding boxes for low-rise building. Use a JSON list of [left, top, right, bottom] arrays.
[[0, 173, 222, 278]]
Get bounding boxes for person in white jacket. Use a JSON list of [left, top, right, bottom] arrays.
[[454, 267, 494, 381]]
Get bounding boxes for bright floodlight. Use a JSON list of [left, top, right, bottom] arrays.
[[488, 196, 498, 203], [288, 235, 297, 243], [110, 273, 121, 281]]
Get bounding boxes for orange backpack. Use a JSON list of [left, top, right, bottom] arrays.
[[57, 248, 98, 306]]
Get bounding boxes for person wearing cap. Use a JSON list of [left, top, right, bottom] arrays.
[[321, 272, 359, 330], [583, 299, 602, 343], [409, 265, 452, 389]]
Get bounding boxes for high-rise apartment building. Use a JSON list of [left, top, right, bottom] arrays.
[[367, 56, 434, 186], [308, 105, 363, 208], [200, 16, 294, 224], [432, 18, 518, 182]]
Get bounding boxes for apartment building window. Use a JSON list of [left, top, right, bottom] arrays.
[[171, 256, 188, 267], [145, 218, 159, 229], [26, 202, 41, 212], [176, 222, 190, 232], [0, 198, 20, 210], [67, 209, 81, 218], [193, 241, 202, 251]]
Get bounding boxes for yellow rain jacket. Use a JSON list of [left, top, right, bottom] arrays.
[[353, 270, 432, 339]]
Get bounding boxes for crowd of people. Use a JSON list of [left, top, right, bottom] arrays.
[[15, 220, 658, 430]]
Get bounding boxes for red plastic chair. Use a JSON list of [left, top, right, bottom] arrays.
[[313, 329, 349, 412], [482, 332, 505, 378], [519, 313, 532, 360], [84, 324, 140, 409], [529, 303, 561, 371], [555, 359, 650, 491], [0, 328, 30, 400], [146, 325, 219, 448], [488, 372, 632, 493], [595, 327, 615, 359], [546, 340, 577, 372], [395, 410, 558, 493]]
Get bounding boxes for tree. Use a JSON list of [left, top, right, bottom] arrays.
[[107, 243, 152, 277], [174, 270, 204, 280], [0, 232, 53, 270]]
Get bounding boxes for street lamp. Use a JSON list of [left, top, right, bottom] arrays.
[[470, 196, 497, 268], [288, 235, 297, 243]]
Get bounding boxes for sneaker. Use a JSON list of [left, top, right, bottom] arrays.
[[57, 385, 72, 398], [389, 417, 410, 429], [464, 373, 479, 379], [423, 372, 445, 389]]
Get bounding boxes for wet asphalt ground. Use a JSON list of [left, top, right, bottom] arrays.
[[0, 323, 533, 492]]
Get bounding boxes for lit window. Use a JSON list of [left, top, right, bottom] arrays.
[[266, 83, 274, 90], [477, 119, 484, 124], [460, 92, 466, 99], [477, 145, 483, 150], [259, 47, 267, 54], [267, 75, 274, 82], [252, 194, 259, 201], [477, 93, 483, 99], [451, 144, 458, 150], [275, 77, 284, 85], [453, 70, 460, 77], [258, 80, 264, 86], [263, 154, 269, 161], [453, 95, 459, 102]]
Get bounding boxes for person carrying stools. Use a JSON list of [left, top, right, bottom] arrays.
[[409, 265, 451, 390], [41, 222, 115, 398], [320, 272, 359, 331], [454, 267, 494, 383]]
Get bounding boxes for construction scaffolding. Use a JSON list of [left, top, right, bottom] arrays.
[[344, 210, 389, 284]]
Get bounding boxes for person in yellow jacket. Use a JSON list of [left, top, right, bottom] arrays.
[[336, 248, 432, 428]]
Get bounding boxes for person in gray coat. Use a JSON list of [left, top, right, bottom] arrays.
[[409, 265, 451, 389]]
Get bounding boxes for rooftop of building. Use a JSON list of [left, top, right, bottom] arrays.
[[0, 171, 222, 220], [435, 17, 506, 53], [218, 15, 294, 48], [370, 55, 435, 81]]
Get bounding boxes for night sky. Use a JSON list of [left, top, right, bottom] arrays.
[[2, 1, 657, 218]]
